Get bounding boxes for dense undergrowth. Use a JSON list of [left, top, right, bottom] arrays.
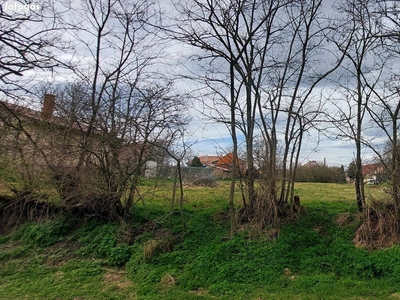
[[1, 183, 400, 299]]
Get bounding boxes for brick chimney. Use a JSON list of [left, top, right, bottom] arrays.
[[42, 94, 55, 120]]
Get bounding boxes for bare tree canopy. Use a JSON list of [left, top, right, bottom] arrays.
[[0, 1, 68, 96]]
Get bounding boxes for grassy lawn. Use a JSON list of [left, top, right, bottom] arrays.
[[1, 181, 400, 299]]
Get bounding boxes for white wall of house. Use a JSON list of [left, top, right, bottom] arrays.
[[145, 160, 157, 178]]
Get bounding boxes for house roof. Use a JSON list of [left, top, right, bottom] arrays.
[[362, 163, 381, 175], [198, 155, 219, 165], [0, 100, 89, 132], [1, 101, 42, 120], [215, 153, 236, 168], [215, 153, 246, 169], [302, 160, 320, 168], [193, 153, 247, 172]]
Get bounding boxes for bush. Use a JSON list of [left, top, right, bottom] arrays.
[[296, 164, 347, 183], [353, 201, 400, 250]]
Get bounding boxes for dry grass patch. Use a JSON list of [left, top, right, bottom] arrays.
[[353, 201, 400, 250], [160, 273, 177, 287], [190, 288, 212, 296], [103, 269, 133, 289], [238, 222, 280, 241], [143, 233, 177, 261], [335, 211, 362, 228], [44, 240, 80, 267]]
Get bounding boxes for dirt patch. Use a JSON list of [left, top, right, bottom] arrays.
[[0, 240, 21, 251], [212, 210, 229, 222]]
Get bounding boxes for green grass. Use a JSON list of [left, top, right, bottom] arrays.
[[1, 181, 400, 299]]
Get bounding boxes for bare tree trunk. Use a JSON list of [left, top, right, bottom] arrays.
[[176, 160, 186, 230], [391, 113, 400, 216], [355, 68, 366, 212], [229, 61, 237, 237], [355, 141, 365, 212]]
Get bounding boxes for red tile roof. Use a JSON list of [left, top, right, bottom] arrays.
[[193, 153, 247, 173], [362, 163, 380, 175], [215, 153, 247, 172], [198, 155, 219, 166]]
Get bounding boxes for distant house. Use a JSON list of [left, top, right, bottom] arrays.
[[0, 95, 154, 176], [144, 160, 157, 178], [190, 153, 247, 179], [0, 94, 83, 169], [302, 160, 320, 168], [197, 155, 220, 167], [362, 163, 383, 184], [215, 153, 246, 171]]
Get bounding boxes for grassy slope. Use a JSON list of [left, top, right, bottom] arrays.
[[1, 181, 400, 299]]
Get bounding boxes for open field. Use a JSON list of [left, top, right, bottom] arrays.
[[1, 181, 400, 299]]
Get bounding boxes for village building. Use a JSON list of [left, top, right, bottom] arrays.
[[0, 95, 158, 182], [362, 163, 384, 184], [190, 153, 247, 179]]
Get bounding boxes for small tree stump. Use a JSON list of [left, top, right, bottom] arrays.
[[293, 195, 300, 213]]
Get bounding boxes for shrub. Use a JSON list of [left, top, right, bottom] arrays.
[[353, 201, 400, 250]]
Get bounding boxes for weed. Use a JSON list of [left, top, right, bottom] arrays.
[[18, 217, 72, 247], [108, 243, 132, 267], [160, 273, 177, 287], [71, 220, 134, 267]]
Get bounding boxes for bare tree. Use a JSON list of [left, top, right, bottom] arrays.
[[168, 0, 348, 228], [0, 0, 68, 97], [51, 79, 187, 218], [0, 0, 189, 221], [355, 0, 400, 213], [169, 0, 291, 230], [367, 78, 400, 210], [48, 0, 181, 218], [328, 0, 383, 212], [261, 0, 337, 205]]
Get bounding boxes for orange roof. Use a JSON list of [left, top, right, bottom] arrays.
[[215, 153, 246, 170], [215, 153, 236, 167], [195, 153, 247, 173], [198, 155, 219, 165]]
